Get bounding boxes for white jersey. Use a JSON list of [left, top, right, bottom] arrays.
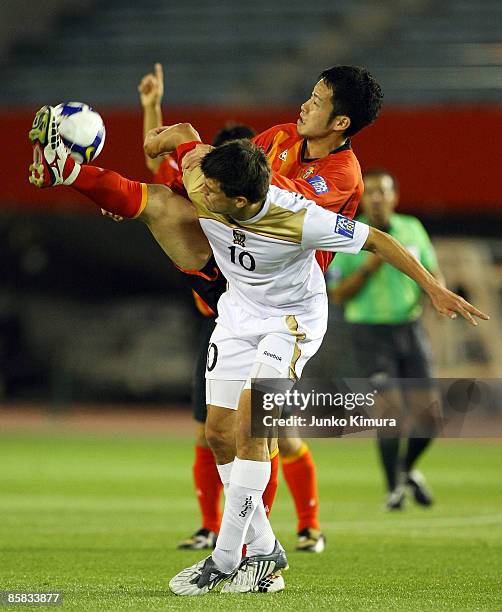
[[184, 168, 369, 318]]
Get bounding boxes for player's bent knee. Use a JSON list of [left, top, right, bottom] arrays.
[[141, 184, 211, 270], [205, 425, 235, 462], [205, 406, 236, 462]]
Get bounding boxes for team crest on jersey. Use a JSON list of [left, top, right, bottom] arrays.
[[302, 165, 315, 179], [233, 229, 246, 247], [335, 215, 355, 239], [278, 149, 288, 162], [307, 175, 329, 194]]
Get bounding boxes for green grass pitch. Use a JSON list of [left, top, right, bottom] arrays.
[[0, 432, 501, 610]]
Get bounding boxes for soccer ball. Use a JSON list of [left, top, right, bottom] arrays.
[[54, 102, 106, 164]]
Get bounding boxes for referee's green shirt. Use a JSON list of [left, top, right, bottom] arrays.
[[327, 214, 438, 324]]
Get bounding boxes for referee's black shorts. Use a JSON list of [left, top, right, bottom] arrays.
[[349, 319, 434, 385]]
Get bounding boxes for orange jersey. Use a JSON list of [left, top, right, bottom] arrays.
[[152, 154, 179, 184], [152, 154, 186, 196], [253, 123, 363, 272]]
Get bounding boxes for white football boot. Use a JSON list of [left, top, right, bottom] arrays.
[[221, 539, 288, 593], [169, 554, 235, 596], [28, 105, 80, 188]]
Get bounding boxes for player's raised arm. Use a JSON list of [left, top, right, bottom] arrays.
[[138, 62, 165, 173], [363, 227, 489, 325]]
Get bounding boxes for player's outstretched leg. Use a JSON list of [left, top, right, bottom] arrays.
[[28, 106, 211, 271]]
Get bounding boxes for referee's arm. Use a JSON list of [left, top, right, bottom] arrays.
[[330, 254, 382, 304]]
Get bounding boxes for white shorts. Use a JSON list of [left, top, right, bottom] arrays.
[[205, 293, 328, 409]]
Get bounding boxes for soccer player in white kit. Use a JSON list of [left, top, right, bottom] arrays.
[[28, 112, 488, 596], [160, 133, 486, 596]]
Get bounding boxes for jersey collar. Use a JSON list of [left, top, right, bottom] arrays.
[[230, 194, 271, 226], [300, 138, 352, 163]]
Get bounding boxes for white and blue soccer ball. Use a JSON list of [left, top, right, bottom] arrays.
[[54, 102, 106, 164]]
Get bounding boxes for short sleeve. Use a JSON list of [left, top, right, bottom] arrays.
[[301, 205, 369, 254]]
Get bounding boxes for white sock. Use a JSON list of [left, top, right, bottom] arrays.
[[212, 458, 271, 573], [244, 500, 276, 557], [218, 461, 274, 557], [217, 461, 234, 490]]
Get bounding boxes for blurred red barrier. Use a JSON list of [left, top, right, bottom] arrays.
[[2, 106, 501, 214]]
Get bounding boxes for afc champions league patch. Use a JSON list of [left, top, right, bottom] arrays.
[[306, 175, 329, 194], [335, 215, 355, 238]]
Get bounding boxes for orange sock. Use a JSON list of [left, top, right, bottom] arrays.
[[262, 451, 279, 517], [72, 165, 147, 218], [282, 443, 320, 532], [193, 446, 222, 534]]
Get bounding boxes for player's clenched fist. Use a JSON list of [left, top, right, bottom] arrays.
[[182, 144, 214, 171], [138, 63, 164, 109]]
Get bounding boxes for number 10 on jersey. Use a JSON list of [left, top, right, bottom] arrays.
[[228, 246, 256, 271]]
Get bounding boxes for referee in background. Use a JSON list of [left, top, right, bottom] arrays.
[[328, 169, 443, 510]]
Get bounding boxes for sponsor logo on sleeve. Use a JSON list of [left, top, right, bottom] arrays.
[[307, 175, 329, 194], [335, 215, 355, 238], [278, 149, 288, 161]]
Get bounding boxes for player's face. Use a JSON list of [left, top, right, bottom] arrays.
[[297, 80, 338, 138], [361, 174, 398, 228], [203, 177, 242, 214]]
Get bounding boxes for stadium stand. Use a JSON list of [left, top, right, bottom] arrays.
[[423, 239, 502, 377], [1, 0, 501, 106]]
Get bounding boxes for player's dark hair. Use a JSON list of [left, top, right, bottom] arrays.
[[201, 140, 271, 203], [363, 168, 399, 190], [320, 66, 383, 137], [212, 123, 256, 147]]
